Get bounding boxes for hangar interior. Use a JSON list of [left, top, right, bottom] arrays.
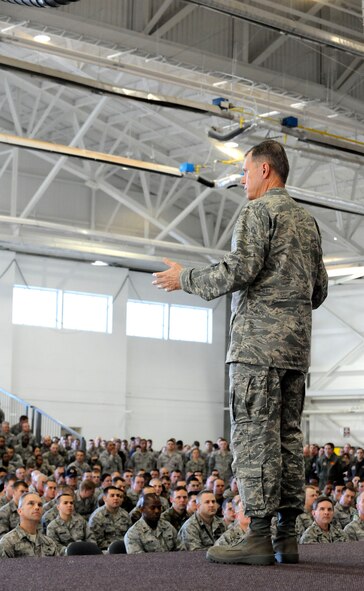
[[0, 0, 363, 446]]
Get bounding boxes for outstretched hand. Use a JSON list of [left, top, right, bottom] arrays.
[[152, 258, 183, 292]]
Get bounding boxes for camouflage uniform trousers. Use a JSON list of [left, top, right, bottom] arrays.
[[229, 363, 306, 518], [214, 522, 248, 546], [47, 513, 96, 554], [177, 512, 226, 551], [0, 525, 59, 557], [124, 517, 179, 554], [0, 500, 20, 539], [88, 505, 132, 550], [300, 522, 348, 544], [343, 515, 364, 541]]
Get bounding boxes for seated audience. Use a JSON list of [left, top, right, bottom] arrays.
[[161, 486, 189, 532]]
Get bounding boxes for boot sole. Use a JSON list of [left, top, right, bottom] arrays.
[[206, 553, 275, 566], [275, 553, 299, 564]]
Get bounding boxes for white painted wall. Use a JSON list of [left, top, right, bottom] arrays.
[[0, 253, 226, 448], [1, 250, 364, 449], [308, 281, 364, 447]]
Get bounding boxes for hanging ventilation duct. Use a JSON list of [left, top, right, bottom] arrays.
[[0, 0, 80, 7]]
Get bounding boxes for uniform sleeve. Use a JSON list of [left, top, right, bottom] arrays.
[[311, 223, 328, 310], [124, 527, 145, 554], [180, 205, 268, 301], [177, 521, 204, 551], [88, 514, 104, 548]]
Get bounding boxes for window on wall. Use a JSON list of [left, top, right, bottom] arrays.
[[126, 299, 213, 343], [12, 285, 113, 334]]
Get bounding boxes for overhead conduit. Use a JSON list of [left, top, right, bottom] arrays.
[[0, 0, 79, 6]]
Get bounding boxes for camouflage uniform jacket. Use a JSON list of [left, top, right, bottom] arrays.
[[208, 451, 233, 482], [333, 502, 357, 529], [185, 457, 206, 478], [128, 450, 156, 473], [295, 510, 314, 540], [214, 522, 248, 546], [0, 496, 11, 509], [0, 525, 59, 557], [157, 452, 183, 473], [177, 512, 226, 551], [41, 504, 59, 533], [180, 188, 328, 371], [88, 505, 132, 550], [343, 515, 364, 541], [0, 500, 19, 538], [124, 516, 179, 554], [300, 522, 348, 544], [47, 513, 96, 553], [161, 507, 189, 532], [73, 491, 97, 519], [98, 451, 123, 473]]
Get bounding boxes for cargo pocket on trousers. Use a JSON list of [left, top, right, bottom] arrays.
[[235, 464, 266, 512]]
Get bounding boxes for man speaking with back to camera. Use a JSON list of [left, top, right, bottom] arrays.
[[153, 140, 328, 566]]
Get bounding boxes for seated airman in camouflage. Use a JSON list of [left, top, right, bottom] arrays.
[[157, 439, 184, 474], [221, 498, 235, 528], [73, 480, 97, 519], [333, 486, 357, 528], [128, 439, 156, 473], [177, 490, 226, 551], [344, 491, 364, 540], [295, 485, 319, 540], [42, 479, 57, 505], [67, 450, 92, 479], [41, 485, 75, 532], [300, 496, 348, 544], [0, 492, 59, 557], [0, 474, 17, 508], [222, 477, 239, 501], [213, 496, 250, 547], [208, 439, 233, 484], [149, 478, 169, 511], [161, 486, 189, 532], [99, 441, 123, 474], [124, 493, 179, 554], [0, 480, 28, 539], [88, 485, 131, 551], [47, 492, 96, 554], [126, 474, 145, 506], [42, 442, 65, 471], [185, 448, 206, 479]]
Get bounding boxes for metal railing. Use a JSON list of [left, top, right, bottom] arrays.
[[0, 387, 86, 449]]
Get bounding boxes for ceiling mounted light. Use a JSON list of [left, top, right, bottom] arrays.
[[34, 34, 51, 43], [91, 261, 109, 267]]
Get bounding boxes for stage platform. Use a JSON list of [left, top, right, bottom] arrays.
[[1, 542, 364, 591]]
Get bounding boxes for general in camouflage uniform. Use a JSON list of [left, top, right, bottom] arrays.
[[300, 522, 348, 544], [153, 140, 328, 566], [124, 516, 178, 553], [47, 513, 96, 554]]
